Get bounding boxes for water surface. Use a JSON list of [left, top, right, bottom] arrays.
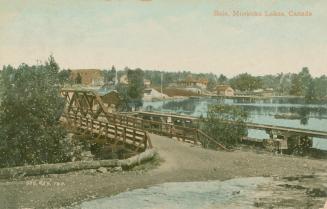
[[143, 98, 327, 150]]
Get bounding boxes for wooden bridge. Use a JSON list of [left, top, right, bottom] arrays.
[[60, 89, 327, 153], [60, 89, 228, 152]]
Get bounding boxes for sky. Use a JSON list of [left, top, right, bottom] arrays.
[[0, 0, 326, 77]]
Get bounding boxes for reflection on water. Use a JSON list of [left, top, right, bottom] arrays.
[[143, 98, 327, 128], [72, 177, 269, 209], [143, 98, 327, 150]]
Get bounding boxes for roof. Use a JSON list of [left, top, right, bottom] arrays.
[[95, 87, 118, 96], [216, 85, 233, 91]]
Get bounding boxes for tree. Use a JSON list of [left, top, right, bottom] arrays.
[[0, 57, 73, 167], [276, 73, 292, 96], [201, 104, 248, 148], [116, 68, 145, 111], [47, 55, 60, 74], [206, 73, 217, 91], [289, 74, 302, 96], [217, 74, 228, 84], [229, 73, 262, 91], [75, 73, 82, 84], [314, 75, 327, 99], [58, 69, 72, 85], [305, 78, 316, 102], [298, 67, 312, 95], [290, 67, 313, 97], [103, 65, 116, 85], [127, 68, 144, 110], [115, 83, 130, 111]]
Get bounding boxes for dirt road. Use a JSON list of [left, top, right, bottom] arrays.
[[1, 133, 327, 209]]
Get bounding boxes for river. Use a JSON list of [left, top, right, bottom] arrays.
[[142, 97, 327, 150]]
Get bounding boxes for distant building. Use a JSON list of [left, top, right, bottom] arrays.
[[97, 88, 121, 112], [119, 74, 151, 87], [144, 79, 151, 88], [143, 88, 168, 101], [216, 85, 235, 96], [178, 76, 208, 89], [253, 88, 274, 97], [119, 74, 129, 85], [71, 69, 104, 86]]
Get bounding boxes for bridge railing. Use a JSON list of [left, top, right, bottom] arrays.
[[71, 110, 228, 151], [114, 113, 229, 151], [63, 113, 152, 152]]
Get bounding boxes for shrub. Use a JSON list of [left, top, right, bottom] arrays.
[[0, 57, 73, 167], [201, 104, 248, 148]]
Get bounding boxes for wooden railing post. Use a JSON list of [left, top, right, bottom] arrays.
[[123, 127, 126, 144], [133, 129, 136, 146], [114, 125, 117, 140], [146, 132, 152, 148], [143, 134, 147, 149], [195, 129, 199, 144], [105, 123, 108, 139]]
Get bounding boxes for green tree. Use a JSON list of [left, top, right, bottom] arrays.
[[201, 104, 248, 148], [298, 67, 312, 94], [305, 78, 316, 102], [75, 73, 82, 84], [58, 69, 72, 85], [290, 67, 313, 96], [289, 74, 302, 96], [206, 73, 217, 91], [127, 68, 144, 109], [116, 68, 145, 110], [314, 75, 327, 99], [217, 74, 228, 84], [103, 65, 116, 85], [229, 73, 262, 91], [276, 73, 292, 96], [47, 55, 60, 74], [115, 83, 130, 111], [0, 57, 73, 167]]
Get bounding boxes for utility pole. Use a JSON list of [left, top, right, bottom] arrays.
[[161, 72, 163, 99]]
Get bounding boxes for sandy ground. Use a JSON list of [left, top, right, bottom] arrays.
[[1, 133, 327, 209]]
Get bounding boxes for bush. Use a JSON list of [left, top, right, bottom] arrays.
[[0, 57, 73, 167], [201, 104, 248, 148]]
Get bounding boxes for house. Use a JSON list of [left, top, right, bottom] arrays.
[[71, 69, 104, 86], [96, 88, 121, 112], [178, 76, 208, 89], [216, 85, 235, 96]]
